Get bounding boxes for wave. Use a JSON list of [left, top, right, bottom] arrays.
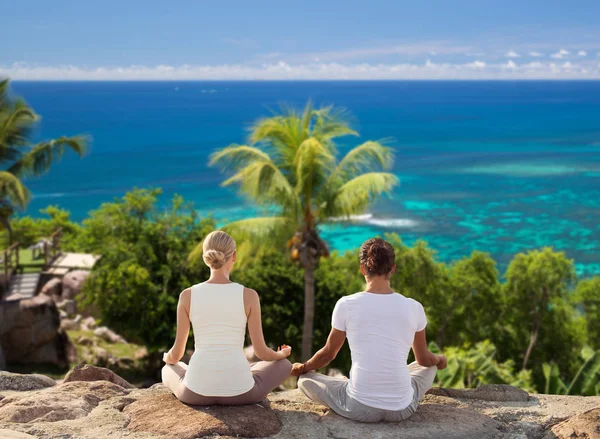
[[32, 192, 68, 199], [328, 213, 417, 228]]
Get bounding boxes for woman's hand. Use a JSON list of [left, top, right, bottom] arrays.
[[291, 362, 306, 377], [163, 350, 177, 365], [276, 344, 292, 360], [436, 354, 448, 370]]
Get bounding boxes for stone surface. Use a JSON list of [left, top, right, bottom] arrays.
[[0, 371, 55, 391], [80, 316, 97, 331], [63, 364, 135, 389], [0, 429, 37, 439], [0, 368, 599, 439], [549, 406, 600, 439], [60, 318, 79, 330], [56, 299, 77, 316], [77, 336, 94, 346], [93, 326, 126, 344], [0, 381, 128, 423], [0, 295, 78, 367], [125, 393, 282, 439], [62, 270, 90, 300], [427, 384, 530, 402], [134, 347, 148, 360], [40, 278, 62, 298]]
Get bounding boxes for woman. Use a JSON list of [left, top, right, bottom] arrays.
[[162, 230, 292, 405], [291, 237, 447, 422]]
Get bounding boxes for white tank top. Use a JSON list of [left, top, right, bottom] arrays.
[[182, 282, 255, 396]]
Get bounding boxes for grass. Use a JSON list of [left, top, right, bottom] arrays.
[[67, 329, 144, 360], [17, 248, 45, 273], [7, 329, 148, 383]]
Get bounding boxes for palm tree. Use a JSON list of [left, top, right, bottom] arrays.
[[204, 102, 399, 360], [0, 78, 87, 244]]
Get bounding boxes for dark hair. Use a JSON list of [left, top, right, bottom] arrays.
[[359, 237, 395, 278]]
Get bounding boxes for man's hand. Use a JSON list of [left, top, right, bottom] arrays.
[[436, 354, 448, 370], [291, 363, 306, 377]]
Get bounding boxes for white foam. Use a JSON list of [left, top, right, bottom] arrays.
[[327, 213, 417, 228], [32, 193, 67, 199]]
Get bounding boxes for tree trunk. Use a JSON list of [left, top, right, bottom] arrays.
[[301, 258, 316, 361], [522, 326, 538, 370], [522, 287, 549, 370]]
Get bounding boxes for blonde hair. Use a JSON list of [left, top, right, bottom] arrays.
[[202, 231, 236, 270]]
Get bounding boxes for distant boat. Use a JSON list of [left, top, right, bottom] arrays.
[[174, 86, 180, 92]]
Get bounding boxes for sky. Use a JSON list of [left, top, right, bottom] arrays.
[[2, 0, 600, 80]]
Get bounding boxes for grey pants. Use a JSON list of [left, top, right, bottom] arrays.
[[162, 359, 292, 406], [298, 361, 437, 423]]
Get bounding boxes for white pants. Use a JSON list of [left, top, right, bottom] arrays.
[[298, 361, 437, 423]]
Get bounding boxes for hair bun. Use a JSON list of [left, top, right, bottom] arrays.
[[359, 237, 395, 278], [203, 249, 226, 269]]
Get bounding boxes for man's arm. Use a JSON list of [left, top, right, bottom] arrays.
[[412, 329, 447, 369], [291, 328, 346, 376]]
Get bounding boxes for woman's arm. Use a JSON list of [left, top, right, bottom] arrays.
[[163, 288, 191, 364], [412, 329, 447, 369], [245, 287, 291, 361], [291, 328, 346, 376]]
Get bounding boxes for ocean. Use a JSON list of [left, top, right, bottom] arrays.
[[11, 81, 600, 276]]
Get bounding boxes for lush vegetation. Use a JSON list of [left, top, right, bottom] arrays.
[[207, 103, 398, 360], [10, 188, 600, 395], [4, 88, 598, 395], [0, 79, 87, 243]]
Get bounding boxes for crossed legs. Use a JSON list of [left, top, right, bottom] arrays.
[[162, 359, 292, 406]]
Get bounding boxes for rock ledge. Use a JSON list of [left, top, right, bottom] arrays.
[[0, 367, 598, 439]]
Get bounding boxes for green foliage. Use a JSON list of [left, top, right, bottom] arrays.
[[78, 188, 215, 349], [574, 277, 600, 349], [543, 347, 600, 395], [0, 79, 87, 241], [433, 340, 535, 392], [13, 186, 600, 396], [503, 248, 584, 387], [1, 206, 81, 248]]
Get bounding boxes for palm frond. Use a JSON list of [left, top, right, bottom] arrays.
[[249, 114, 304, 164], [8, 135, 88, 177], [331, 141, 394, 182], [189, 217, 294, 266], [320, 172, 399, 219], [209, 144, 273, 171], [311, 105, 358, 143], [0, 171, 30, 208], [0, 100, 37, 151], [0, 79, 8, 106], [294, 138, 335, 199], [211, 144, 299, 214]]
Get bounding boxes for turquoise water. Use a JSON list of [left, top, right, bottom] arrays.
[[11, 81, 600, 276]]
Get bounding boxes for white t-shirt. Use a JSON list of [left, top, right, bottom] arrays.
[[332, 292, 427, 411]]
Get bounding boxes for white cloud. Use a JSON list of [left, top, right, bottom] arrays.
[[578, 50, 588, 56], [2, 61, 599, 80], [551, 49, 570, 59], [529, 51, 544, 57], [505, 50, 521, 58], [466, 60, 486, 69]]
